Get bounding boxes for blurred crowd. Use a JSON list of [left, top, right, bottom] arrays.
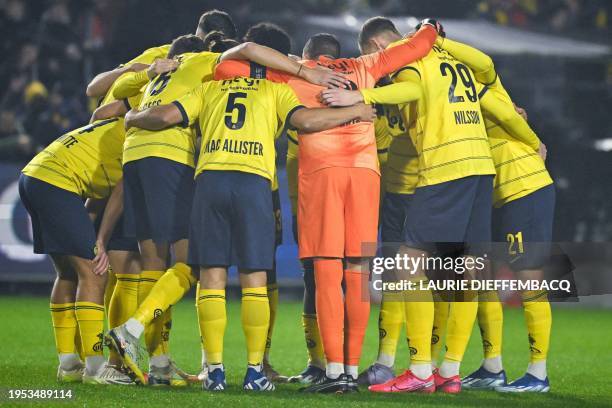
[[475, 0, 610, 34], [0, 0, 609, 164]]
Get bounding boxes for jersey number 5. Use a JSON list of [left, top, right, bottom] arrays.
[[440, 62, 478, 104], [225, 92, 247, 130]]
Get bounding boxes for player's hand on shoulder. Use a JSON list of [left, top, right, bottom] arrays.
[[128, 62, 150, 73], [300, 64, 350, 89], [319, 88, 363, 107], [355, 103, 377, 122], [147, 58, 179, 79], [124, 109, 137, 130], [514, 104, 528, 121], [417, 18, 445, 37], [92, 240, 110, 275]]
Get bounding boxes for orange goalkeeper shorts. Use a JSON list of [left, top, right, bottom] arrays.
[[298, 167, 380, 259]]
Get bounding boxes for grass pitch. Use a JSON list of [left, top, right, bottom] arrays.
[[0, 296, 610, 407]]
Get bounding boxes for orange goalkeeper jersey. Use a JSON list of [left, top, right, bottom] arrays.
[[214, 25, 436, 176]]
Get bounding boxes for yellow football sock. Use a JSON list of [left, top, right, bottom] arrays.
[[302, 313, 325, 368], [197, 288, 226, 364], [431, 299, 449, 364], [478, 291, 503, 359], [522, 290, 551, 362], [137, 270, 164, 353], [134, 263, 195, 327], [377, 296, 404, 367], [108, 274, 139, 361], [241, 287, 270, 366], [138, 270, 164, 305], [104, 271, 117, 322], [444, 291, 479, 362], [264, 283, 278, 361], [403, 281, 434, 365], [50, 303, 78, 355], [74, 302, 105, 358]]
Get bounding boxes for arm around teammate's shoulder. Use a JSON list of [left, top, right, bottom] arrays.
[[289, 104, 377, 133]]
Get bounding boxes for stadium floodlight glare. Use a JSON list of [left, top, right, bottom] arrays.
[[344, 14, 358, 27]]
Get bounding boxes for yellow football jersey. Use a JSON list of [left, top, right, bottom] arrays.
[[175, 77, 303, 183], [285, 129, 299, 215], [123, 51, 220, 167], [100, 44, 171, 107], [375, 103, 419, 195], [486, 78, 553, 207], [22, 94, 141, 199], [392, 45, 495, 187]]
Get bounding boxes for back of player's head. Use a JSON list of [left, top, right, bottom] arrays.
[[358, 16, 400, 53], [168, 34, 206, 58], [302, 33, 340, 60], [202, 31, 240, 52], [243, 22, 291, 55], [197, 9, 237, 39]]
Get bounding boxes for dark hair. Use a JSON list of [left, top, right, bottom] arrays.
[[198, 9, 237, 39], [202, 31, 240, 52], [303, 33, 340, 60], [358, 16, 400, 51], [168, 34, 206, 58], [243, 22, 291, 55]]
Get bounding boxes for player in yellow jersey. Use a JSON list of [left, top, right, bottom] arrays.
[[241, 23, 294, 383], [85, 10, 237, 384], [101, 35, 219, 386], [322, 16, 547, 394], [20, 90, 142, 385], [438, 38, 554, 393]]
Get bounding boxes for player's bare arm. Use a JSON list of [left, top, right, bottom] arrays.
[[89, 99, 130, 124], [92, 180, 125, 275], [124, 104, 184, 131], [86, 62, 150, 98], [289, 104, 376, 133], [320, 80, 423, 107], [220, 42, 350, 88]]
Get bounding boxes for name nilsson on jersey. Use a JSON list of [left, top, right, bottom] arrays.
[[204, 138, 264, 156], [454, 109, 481, 125]]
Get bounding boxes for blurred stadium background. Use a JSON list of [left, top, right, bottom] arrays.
[[0, 0, 610, 304]]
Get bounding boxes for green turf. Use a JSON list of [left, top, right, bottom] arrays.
[[0, 296, 610, 407]]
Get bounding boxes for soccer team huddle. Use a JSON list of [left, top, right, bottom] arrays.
[[19, 8, 555, 395]]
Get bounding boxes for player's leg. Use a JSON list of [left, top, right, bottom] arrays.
[[197, 266, 228, 391], [20, 174, 109, 381], [436, 176, 493, 393], [462, 204, 506, 389], [106, 249, 140, 356], [262, 189, 286, 382], [49, 256, 83, 382], [232, 172, 276, 391], [286, 152, 325, 383], [18, 174, 83, 381], [287, 217, 326, 384], [359, 192, 408, 386], [341, 168, 379, 391], [496, 184, 555, 393], [298, 168, 351, 393], [109, 159, 196, 384], [139, 158, 195, 379]]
